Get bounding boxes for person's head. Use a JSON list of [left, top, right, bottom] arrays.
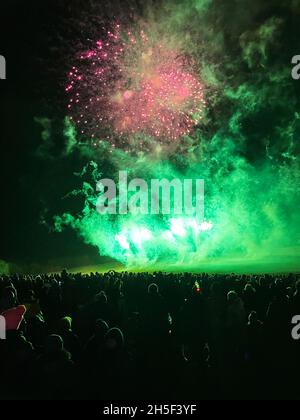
[[45, 334, 64, 354], [23, 289, 36, 303], [244, 283, 256, 294], [58, 316, 72, 333], [148, 283, 159, 296], [0, 288, 17, 311], [286, 286, 293, 298], [227, 290, 239, 303], [95, 319, 109, 338], [248, 311, 258, 324], [95, 291, 107, 304], [104, 328, 124, 352], [210, 282, 221, 297]]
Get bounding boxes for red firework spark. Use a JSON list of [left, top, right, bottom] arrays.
[[66, 25, 206, 149]]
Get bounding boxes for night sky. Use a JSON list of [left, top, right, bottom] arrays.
[[0, 1, 102, 267], [0, 0, 299, 272]]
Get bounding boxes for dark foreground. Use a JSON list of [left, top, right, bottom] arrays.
[[1, 271, 300, 400]]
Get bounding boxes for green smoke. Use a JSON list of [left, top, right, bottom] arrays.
[[50, 0, 300, 272]]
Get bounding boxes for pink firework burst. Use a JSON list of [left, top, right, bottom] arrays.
[[66, 25, 206, 149]]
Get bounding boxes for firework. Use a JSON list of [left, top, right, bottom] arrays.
[[53, 3, 300, 273], [66, 25, 205, 150]]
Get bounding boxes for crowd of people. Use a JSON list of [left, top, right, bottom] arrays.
[[0, 270, 300, 400]]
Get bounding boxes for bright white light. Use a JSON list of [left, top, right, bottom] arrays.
[[115, 234, 130, 250], [170, 218, 186, 237], [139, 228, 152, 241], [169, 218, 214, 236], [186, 219, 200, 231], [162, 231, 176, 242], [131, 228, 152, 246], [200, 221, 213, 231]]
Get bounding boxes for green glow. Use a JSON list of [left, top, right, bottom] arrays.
[[52, 1, 300, 273], [115, 234, 130, 250], [170, 218, 187, 237]]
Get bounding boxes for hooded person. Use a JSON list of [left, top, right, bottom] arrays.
[[79, 291, 111, 341], [0, 288, 17, 313], [37, 334, 75, 399], [246, 311, 263, 364], [79, 319, 110, 398], [104, 327, 125, 352], [142, 283, 169, 338], [57, 316, 81, 362], [227, 291, 246, 329], [95, 327, 133, 399], [84, 319, 109, 362], [22, 290, 46, 349], [226, 291, 247, 357], [45, 334, 65, 354], [0, 304, 35, 397]]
